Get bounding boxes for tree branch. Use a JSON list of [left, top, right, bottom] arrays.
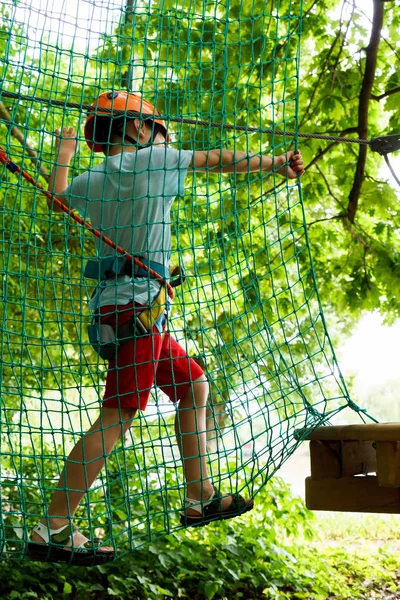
[[299, 30, 343, 129], [307, 215, 343, 227], [330, 1, 356, 90], [357, 4, 400, 61], [0, 101, 49, 181], [301, 0, 320, 22], [313, 164, 370, 249], [342, 216, 370, 248], [370, 85, 400, 101], [347, 0, 384, 223], [304, 127, 359, 171], [315, 163, 346, 211]]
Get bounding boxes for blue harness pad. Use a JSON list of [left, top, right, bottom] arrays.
[[84, 256, 170, 281]]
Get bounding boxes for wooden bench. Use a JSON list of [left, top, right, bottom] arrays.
[[296, 423, 400, 513]]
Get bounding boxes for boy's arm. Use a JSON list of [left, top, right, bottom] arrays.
[[190, 149, 304, 178], [48, 127, 78, 213]]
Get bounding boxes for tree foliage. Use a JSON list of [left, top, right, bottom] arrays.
[[1, 479, 400, 599], [299, 0, 400, 324]]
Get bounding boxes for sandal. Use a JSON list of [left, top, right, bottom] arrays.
[[27, 521, 115, 566], [180, 487, 254, 528]]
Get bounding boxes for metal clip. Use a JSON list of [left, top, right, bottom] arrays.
[[369, 133, 400, 155], [170, 265, 186, 288]]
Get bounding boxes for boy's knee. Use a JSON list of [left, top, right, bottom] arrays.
[[194, 374, 208, 388], [120, 407, 137, 421], [181, 375, 209, 406], [121, 407, 136, 432], [100, 406, 137, 427]]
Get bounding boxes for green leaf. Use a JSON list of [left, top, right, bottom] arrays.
[[204, 581, 220, 600], [63, 582, 72, 595]]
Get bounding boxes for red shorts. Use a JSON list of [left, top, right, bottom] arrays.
[[99, 303, 204, 410]]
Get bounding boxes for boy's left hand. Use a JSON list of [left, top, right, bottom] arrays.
[[54, 127, 79, 160], [275, 150, 305, 179]]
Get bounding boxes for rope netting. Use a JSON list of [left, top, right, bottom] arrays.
[[0, 0, 372, 561]]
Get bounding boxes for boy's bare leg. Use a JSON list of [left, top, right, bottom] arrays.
[[32, 406, 136, 547], [175, 376, 213, 503], [176, 376, 249, 516]]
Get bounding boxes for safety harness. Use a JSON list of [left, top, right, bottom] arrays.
[[86, 256, 185, 360]]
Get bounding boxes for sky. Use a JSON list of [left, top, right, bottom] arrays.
[[13, 0, 125, 50], [339, 313, 400, 385]]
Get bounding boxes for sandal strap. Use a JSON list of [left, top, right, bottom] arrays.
[[183, 488, 217, 515], [219, 493, 247, 513], [200, 491, 248, 519], [33, 522, 89, 549]]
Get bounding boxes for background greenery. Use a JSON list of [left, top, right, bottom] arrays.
[[1, 479, 400, 599], [1, 0, 400, 596]]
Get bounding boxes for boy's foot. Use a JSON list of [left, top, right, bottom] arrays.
[[180, 487, 254, 527], [27, 520, 115, 566]]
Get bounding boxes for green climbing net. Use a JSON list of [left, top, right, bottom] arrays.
[[0, 0, 370, 561]]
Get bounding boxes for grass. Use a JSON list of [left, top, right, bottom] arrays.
[[313, 511, 400, 549]]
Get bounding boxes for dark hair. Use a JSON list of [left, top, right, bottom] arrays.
[[94, 117, 165, 153], [93, 116, 127, 153]]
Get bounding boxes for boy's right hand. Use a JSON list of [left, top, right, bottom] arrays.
[[275, 150, 304, 178], [54, 127, 78, 160]]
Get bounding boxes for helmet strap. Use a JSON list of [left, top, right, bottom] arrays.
[[123, 133, 140, 146], [121, 122, 164, 150]]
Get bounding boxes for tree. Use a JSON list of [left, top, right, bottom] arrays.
[[298, 0, 400, 325]]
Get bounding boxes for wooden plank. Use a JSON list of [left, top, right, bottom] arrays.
[[376, 441, 400, 487], [297, 422, 400, 442], [310, 440, 376, 479], [305, 476, 400, 513]]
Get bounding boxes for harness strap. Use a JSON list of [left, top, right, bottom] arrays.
[[85, 256, 185, 288], [84, 256, 170, 281], [90, 284, 168, 361], [116, 285, 167, 339], [117, 316, 148, 339]]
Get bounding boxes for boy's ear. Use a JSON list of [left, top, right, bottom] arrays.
[[137, 119, 153, 140], [125, 118, 140, 140], [131, 118, 144, 138]]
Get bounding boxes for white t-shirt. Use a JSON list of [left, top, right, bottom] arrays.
[[64, 147, 193, 310]]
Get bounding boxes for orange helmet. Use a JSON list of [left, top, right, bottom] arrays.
[[84, 91, 169, 152]]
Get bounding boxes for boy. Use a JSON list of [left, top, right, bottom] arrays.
[[28, 91, 304, 565]]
